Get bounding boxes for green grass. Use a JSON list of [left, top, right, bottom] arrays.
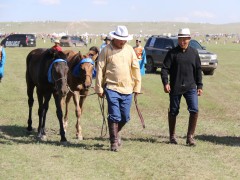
[[0, 39, 240, 179]]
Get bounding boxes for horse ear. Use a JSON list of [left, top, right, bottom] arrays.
[[65, 52, 70, 59], [78, 51, 83, 59]]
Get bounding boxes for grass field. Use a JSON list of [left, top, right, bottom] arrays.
[[0, 38, 239, 179]]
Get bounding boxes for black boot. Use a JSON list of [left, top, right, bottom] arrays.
[[117, 121, 126, 146], [186, 112, 198, 146], [168, 112, 177, 144], [108, 120, 119, 152]]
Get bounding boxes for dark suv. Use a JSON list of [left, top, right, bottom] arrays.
[[144, 35, 218, 75], [60, 36, 86, 47], [1, 34, 36, 47]]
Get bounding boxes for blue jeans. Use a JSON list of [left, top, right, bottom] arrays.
[[169, 89, 198, 116], [105, 88, 133, 123]]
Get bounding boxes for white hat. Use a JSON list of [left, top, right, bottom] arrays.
[[178, 28, 191, 38], [109, 25, 133, 41], [54, 39, 60, 44]]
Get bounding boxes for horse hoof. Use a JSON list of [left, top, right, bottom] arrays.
[[41, 135, 47, 141], [77, 136, 83, 140], [36, 134, 47, 141], [27, 127, 33, 131]]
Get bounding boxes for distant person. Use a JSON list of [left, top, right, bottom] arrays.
[[100, 36, 111, 52], [133, 39, 147, 76], [52, 39, 62, 52], [95, 25, 141, 152], [161, 28, 203, 146], [87, 46, 99, 78], [72, 46, 99, 79], [0, 44, 6, 82]]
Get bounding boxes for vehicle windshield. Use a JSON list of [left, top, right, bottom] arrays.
[[172, 39, 203, 50], [189, 40, 203, 50], [61, 36, 69, 40], [172, 39, 178, 47]]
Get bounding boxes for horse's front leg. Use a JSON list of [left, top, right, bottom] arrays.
[[73, 92, 83, 140], [63, 92, 72, 132], [79, 89, 88, 113], [40, 93, 52, 140], [53, 93, 67, 143], [36, 90, 45, 140]]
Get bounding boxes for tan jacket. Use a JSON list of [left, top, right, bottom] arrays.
[[95, 43, 141, 94]]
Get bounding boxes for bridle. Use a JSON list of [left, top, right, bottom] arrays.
[[52, 75, 68, 92]]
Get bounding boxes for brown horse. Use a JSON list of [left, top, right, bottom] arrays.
[[63, 49, 97, 140], [26, 48, 69, 143]]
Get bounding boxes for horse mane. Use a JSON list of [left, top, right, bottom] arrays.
[[65, 51, 84, 71]]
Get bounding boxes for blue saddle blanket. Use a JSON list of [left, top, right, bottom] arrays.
[[48, 59, 67, 83], [72, 58, 94, 78]]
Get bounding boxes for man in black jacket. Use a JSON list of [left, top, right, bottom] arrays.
[[161, 28, 203, 146]]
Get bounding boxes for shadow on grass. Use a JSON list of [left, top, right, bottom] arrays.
[[122, 135, 169, 144], [195, 134, 240, 147], [0, 125, 108, 151], [0, 125, 35, 137]]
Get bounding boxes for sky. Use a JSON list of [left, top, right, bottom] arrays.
[[0, 0, 239, 24]]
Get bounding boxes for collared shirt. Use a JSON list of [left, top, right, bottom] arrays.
[[161, 45, 203, 95], [95, 43, 141, 94]]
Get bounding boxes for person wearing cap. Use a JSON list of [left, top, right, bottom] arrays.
[[100, 36, 111, 52], [0, 44, 6, 82], [51, 39, 62, 52], [133, 39, 147, 76], [161, 28, 203, 146], [95, 25, 141, 152]]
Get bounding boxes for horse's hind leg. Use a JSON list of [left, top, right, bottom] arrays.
[[26, 81, 35, 131]]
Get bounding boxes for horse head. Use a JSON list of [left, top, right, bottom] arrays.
[[48, 49, 69, 96], [76, 52, 94, 90]]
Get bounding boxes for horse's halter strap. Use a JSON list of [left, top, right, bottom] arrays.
[[47, 59, 67, 83]]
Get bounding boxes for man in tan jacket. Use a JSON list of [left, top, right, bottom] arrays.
[[95, 25, 141, 152]]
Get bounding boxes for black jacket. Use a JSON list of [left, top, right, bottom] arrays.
[[161, 45, 203, 95]]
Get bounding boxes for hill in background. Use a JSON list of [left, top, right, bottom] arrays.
[[0, 21, 239, 36]]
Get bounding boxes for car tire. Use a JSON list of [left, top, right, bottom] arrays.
[[145, 57, 157, 73], [203, 69, 214, 75]]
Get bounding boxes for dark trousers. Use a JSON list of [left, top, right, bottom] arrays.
[[169, 89, 198, 116]]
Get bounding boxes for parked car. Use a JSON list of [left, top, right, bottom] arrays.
[[60, 36, 86, 47], [144, 35, 218, 75], [1, 34, 36, 47]]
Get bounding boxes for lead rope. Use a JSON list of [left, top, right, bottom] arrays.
[[98, 97, 108, 137]]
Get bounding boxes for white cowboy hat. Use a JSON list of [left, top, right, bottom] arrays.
[[109, 25, 133, 41], [178, 28, 191, 38], [54, 39, 60, 44]]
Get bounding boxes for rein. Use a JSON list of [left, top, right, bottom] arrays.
[[67, 86, 96, 97], [98, 97, 108, 137]]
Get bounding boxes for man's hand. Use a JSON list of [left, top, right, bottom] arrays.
[[197, 89, 203, 96], [134, 92, 139, 98], [97, 93, 105, 98], [164, 84, 171, 93]]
